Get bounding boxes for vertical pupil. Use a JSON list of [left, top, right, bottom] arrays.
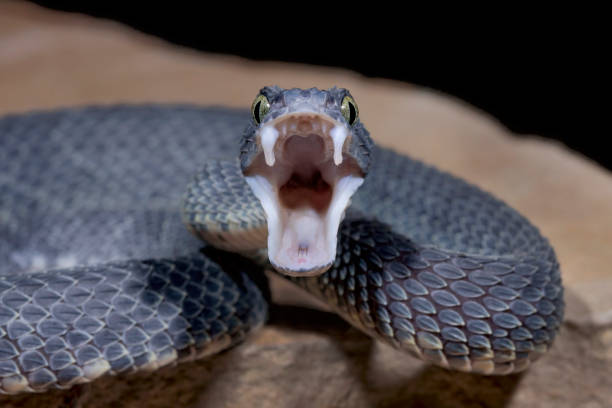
[[348, 102, 356, 124], [254, 100, 262, 123]]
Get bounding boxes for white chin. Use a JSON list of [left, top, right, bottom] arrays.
[[243, 115, 364, 276]]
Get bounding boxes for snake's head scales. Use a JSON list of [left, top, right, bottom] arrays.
[[240, 87, 373, 276]]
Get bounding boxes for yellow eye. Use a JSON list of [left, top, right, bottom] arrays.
[[251, 94, 270, 124], [340, 95, 359, 125]]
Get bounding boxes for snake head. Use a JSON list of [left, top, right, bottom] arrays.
[[240, 87, 373, 276]]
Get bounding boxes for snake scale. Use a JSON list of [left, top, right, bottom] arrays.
[[0, 87, 564, 394]]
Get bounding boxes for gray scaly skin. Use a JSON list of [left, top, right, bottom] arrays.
[[0, 88, 564, 394], [0, 106, 267, 394]]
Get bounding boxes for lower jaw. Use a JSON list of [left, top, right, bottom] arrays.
[[245, 173, 364, 276]]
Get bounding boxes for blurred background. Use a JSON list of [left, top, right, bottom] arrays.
[[21, 2, 609, 170]]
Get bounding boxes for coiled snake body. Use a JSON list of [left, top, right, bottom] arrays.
[[0, 88, 563, 394]]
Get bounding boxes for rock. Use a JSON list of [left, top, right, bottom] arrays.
[[1, 2, 611, 407]]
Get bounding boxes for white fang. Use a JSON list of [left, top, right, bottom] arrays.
[[260, 126, 279, 166], [330, 126, 348, 165]]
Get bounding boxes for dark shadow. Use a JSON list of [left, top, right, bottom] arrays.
[[370, 365, 523, 408], [199, 246, 271, 303], [268, 303, 351, 334]]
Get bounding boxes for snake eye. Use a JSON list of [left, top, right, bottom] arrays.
[[340, 95, 359, 126], [252, 94, 271, 125]]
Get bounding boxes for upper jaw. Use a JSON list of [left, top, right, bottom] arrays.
[[243, 112, 364, 276], [257, 112, 350, 168]]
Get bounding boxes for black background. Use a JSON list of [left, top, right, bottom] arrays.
[[31, 2, 607, 170]]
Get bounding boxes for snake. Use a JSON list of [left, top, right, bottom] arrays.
[[0, 87, 564, 394]]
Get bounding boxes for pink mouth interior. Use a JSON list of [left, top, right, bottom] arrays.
[[279, 135, 333, 212]]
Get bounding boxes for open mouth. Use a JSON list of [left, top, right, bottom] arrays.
[[244, 113, 364, 276]]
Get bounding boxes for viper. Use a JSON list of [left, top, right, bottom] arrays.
[[0, 87, 564, 394]]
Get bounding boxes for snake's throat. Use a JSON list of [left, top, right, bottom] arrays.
[[244, 115, 365, 276]]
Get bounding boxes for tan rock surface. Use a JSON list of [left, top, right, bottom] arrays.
[[0, 2, 610, 407]]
